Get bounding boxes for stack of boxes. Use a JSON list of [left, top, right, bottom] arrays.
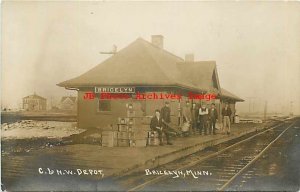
[[117, 117, 134, 147], [101, 104, 153, 147], [128, 106, 148, 147]]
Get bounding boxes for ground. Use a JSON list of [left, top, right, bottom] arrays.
[[1, 120, 85, 154], [1, 119, 276, 191]]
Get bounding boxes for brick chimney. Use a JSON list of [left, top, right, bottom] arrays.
[[151, 35, 164, 49], [185, 54, 194, 62]]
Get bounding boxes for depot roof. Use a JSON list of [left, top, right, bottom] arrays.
[[58, 37, 242, 101], [221, 88, 244, 102]]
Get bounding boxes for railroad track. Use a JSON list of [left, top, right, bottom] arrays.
[[226, 120, 300, 191], [112, 118, 298, 191]]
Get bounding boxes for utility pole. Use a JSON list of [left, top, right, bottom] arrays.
[[248, 97, 251, 113], [264, 100, 267, 121], [50, 96, 53, 109], [247, 97, 255, 114], [290, 101, 293, 116]]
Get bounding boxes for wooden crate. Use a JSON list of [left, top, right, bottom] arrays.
[[117, 131, 128, 139], [117, 131, 134, 139], [134, 139, 147, 147], [102, 131, 117, 147], [148, 131, 159, 138], [118, 139, 130, 147], [118, 117, 127, 124], [127, 118, 135, 125], [127, 111, 136, 117], [128, 125, 138, 132], [118, 124, 128, 132], [147, 137, 160, 146], [102, 131, 117, 137]]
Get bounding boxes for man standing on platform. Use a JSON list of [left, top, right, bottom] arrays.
[[183, 101, 192, 123], [222, 103, 232, 135], [199, 103, 209, 135], [161, 101, 179, 136], [182, 101, 192, 136], [191, 103, 198, 135], [209, 103, 218, 135], [161, 101, 171, 126]]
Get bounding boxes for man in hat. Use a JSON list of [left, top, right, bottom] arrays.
[[161, 101, 171, 125], [183, 101, 192, 122], [209, 103, 218, 135], [191, 103, 198, 135], [161, 101, 179, 136], [182, 101, 192, 136], [222, 103, 232, 135], [199, 103, 209, 135], [150, 109, 172, 145]]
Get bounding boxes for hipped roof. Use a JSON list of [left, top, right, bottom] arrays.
[[57, 38, 219, 94], [23, 94, 46, 100], [221, 88, 244, 102], [61, 96, 77, 103], [58, 37, 243, 101], [177, 61, 221, 94]]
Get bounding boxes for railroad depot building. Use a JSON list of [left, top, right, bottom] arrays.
[[58, 35, 243, 129]]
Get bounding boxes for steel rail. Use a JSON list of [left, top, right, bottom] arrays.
[[128, 120, 295, 191], [217, 120, 297, 191]]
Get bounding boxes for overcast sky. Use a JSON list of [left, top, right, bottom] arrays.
[[1, 1, 300, 114]]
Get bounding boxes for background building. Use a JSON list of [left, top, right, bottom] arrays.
[[23, 93, 47, 111], [59, 96, 77, 111]]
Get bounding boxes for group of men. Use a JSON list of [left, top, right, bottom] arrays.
[[150, 101, 233, 146], [188, 102, 232, 136]]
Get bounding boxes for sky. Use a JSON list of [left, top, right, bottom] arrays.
[[1, 1, 300, 114]]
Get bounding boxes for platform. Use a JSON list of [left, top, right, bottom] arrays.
[[31, 122, 278, 178]]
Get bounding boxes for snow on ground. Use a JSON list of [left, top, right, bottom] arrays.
[[1, 120, 86, 140]]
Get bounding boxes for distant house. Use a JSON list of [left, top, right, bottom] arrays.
[[23, 93, 47, 111], [58, 35, 243, 129], [59, 96, 77, 111]]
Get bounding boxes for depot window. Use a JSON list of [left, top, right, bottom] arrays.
[[98, 100, 111, 112]]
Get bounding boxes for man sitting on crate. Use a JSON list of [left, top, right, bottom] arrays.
[[150, 109, 173, 145]]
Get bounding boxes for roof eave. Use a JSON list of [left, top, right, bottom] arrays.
[[57, 82, 209, 93], [221, 96, 244, 102]]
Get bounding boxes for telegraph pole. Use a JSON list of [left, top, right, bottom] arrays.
[[264, 100, 267, 121], [247, 97, 255, 114], [248, 97, 251, 113], [290, 101, 293, 116]]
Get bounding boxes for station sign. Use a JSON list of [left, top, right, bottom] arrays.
[[94, 87, 136, 93]]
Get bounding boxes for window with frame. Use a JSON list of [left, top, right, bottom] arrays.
[[98, 99, 111, 112]]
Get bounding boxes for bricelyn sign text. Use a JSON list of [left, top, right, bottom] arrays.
[[94, 87, 135, 93]]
